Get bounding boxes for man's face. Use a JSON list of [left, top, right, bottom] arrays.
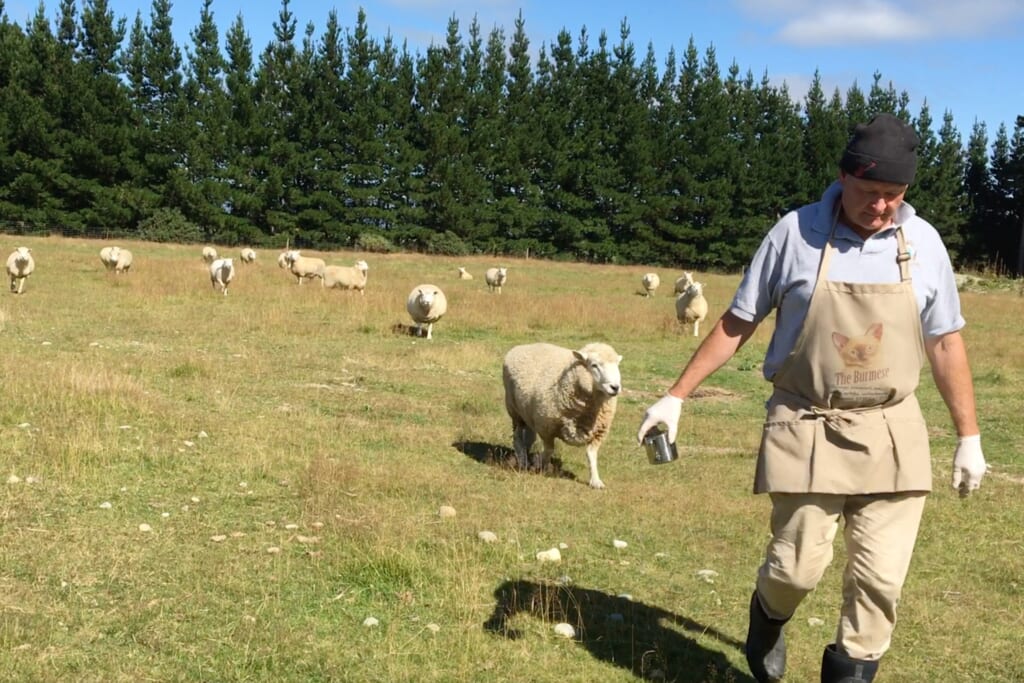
[[838, 172, 908, 235]]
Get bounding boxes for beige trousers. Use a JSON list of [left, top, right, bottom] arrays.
[[755, 492, 927, 661]]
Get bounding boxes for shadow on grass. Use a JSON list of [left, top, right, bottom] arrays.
[[452, 440, 578, 483], [484, 579, 754, 683]]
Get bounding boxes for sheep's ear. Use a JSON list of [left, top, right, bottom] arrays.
[[572, 350, 586, 362], [617, 355, 623, 363]]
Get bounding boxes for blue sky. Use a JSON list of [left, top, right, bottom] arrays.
[[8, 0, 1023, 144]]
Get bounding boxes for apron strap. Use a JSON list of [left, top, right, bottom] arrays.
[[895, 227, 912, 282]]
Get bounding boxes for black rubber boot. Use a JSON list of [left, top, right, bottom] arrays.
[[745, 591, 788, 682], [820, 644, 880, 682]]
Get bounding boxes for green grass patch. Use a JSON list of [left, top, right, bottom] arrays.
[[0, 235, 1021, 681]]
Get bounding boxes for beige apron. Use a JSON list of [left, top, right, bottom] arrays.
[[755, 210, 932, 494]]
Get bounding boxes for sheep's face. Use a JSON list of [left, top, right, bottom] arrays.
[[109, 247, 121, 262], [576, 349, 622, 397], [355, 260, 369, 273], [14, 247, 31, 262], [284, 250, 301, 264], [417, 288, 437, 307]]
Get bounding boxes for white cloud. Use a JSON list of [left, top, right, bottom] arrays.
[[734, 0, 1024, 45]]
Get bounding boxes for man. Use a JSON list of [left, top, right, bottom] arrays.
[[637, 113, 987, 683]]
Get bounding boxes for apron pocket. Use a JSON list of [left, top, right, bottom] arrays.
[[757, 420, 816, 492], [885, 413, 932, 491]]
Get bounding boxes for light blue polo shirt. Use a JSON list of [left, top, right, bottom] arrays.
[[730, 181, 964, 381]]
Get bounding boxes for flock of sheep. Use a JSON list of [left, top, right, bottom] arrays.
[[6, 240, 705, 491], [641, 270, 709, 336]]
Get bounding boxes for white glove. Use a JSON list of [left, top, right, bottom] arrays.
[[637, 394, 684, 445], [952, 434, 987, 495]]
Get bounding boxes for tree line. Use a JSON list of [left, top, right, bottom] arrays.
[[1, 0, 1022, 272]]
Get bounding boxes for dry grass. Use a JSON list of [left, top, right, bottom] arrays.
[[0, 234, 1021, 682]]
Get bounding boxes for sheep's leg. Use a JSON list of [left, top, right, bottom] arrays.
[[693, 321, 699, 337], [512, 424, 534, 471], [585, 444, 605, 489], [16, 277, 24, 294], [534, 438, 555, 474], [425, 323, 433, 340], [9, 277, 15, 293]]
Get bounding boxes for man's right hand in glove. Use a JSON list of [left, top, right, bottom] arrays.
[[637, 394, 684, 445]]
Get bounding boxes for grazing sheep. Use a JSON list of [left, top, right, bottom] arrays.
[[457, 267, 473, 280], [114, 248, 133, 274], [202, 246, 218, 263], [323, 260, 369, 294], [641, 272, 660, 297], [6, 247, 35, 294], [674, 271, 695, 295], [240, 248, 256, 264], [502, 342, 622, 489], [406, 284, 447, 340], [283, 249, 325, 284], [210, 257, 235, 295], [675, 281, 708, 337], [99, 246, 121, 271], [485, 267, 508, 293]]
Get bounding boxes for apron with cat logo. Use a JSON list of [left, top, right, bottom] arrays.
[[755, 210, 932, 494]]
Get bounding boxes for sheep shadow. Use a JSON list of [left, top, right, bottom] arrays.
[[451, 440, 578, 483], [391, 322, 425, 337], [484, 579, 754, 682]]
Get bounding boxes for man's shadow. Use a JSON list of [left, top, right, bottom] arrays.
[[452, 440, 578, 483], [484, 579, 754, 682]]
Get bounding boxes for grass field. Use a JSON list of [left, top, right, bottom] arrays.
[[1, 234, 1022, 682]]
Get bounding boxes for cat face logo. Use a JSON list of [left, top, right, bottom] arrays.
[[832, 323, 883, 369]]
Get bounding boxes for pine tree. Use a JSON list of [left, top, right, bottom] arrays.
[[181, 0, 231, 238]]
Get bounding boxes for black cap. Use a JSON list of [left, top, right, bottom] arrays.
[[840, 113, 919, 185]]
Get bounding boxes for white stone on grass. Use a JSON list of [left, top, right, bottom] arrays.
[[210, 535, 227, 542], [98, 501, 113, 509], [362, 617, 379, 628], [438, 505, 456, 518], [807, 617, 825, 627], [696, 569, 719, 584], [426, 623, 441, 633], [478, 530, 498, 543], [612, 539, 628, 549], [7, 474, 21, 484], [553, 623, 576, 638], [536, 547, 562, 563], [266, 546, 281, 554], [138, 523, 152, 532]]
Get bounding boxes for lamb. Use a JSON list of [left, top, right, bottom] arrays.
[[114, 248, 133, 274], [485, 267, 508, 293], [210, 257, 235, 295], [202, 246, 218, 263], [675, 281, 708, 337], [674, 271, 695, 295], [283, 250, 325, 284], [641, 272, 660, 297], [502, 342, 622, 490], [6, 247, 35, 294], [99, 246, 121, 271], [240, 248, 256, 264], [406, 284, 447, 340], [457, 267, 473, 280], [323, 260, 369, 294]]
